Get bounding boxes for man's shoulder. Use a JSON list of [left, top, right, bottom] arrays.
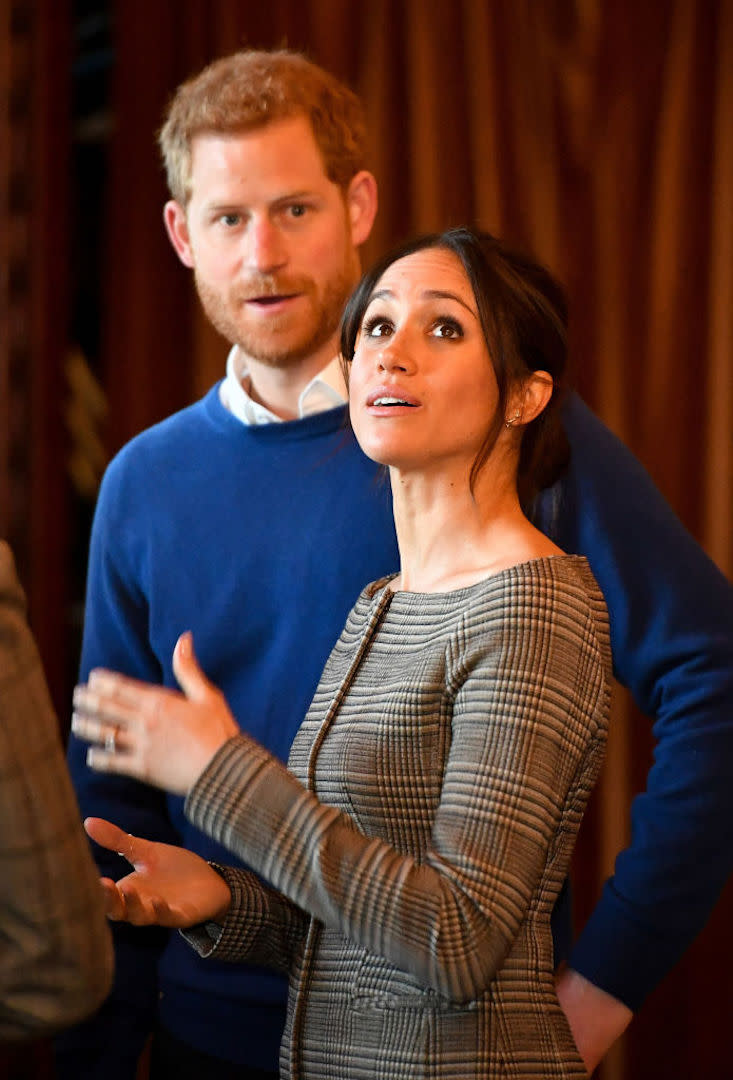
[[88, 390, 224, 520], [562, 392, 623, 452], [128, 387, 219, 449], [107, 387, 222, 474]]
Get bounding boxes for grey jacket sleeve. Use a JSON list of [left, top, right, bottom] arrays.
[[181, 864, 308, 974], [0, 541, 113, 1041]]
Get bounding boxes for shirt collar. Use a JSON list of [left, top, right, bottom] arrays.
[[219, 345, 347, 426]]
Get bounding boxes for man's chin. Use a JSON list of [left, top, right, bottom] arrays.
[[234, 315, 342, 367], [206, 316, 315, 367], [234, 333, 315, 368]]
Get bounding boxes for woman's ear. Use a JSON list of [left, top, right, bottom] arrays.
[[516, 371, 554, 426]]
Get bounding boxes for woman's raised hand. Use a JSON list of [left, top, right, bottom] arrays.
[[84, 816, 232, 928], [72, 632, 239, 795]]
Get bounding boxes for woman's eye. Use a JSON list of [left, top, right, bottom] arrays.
[[220, 213, 240, 227], [431, 319, 463, 339], [363, 316, 393, 338]]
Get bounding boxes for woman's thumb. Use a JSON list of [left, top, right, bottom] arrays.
[[172, 631, 212, 702]]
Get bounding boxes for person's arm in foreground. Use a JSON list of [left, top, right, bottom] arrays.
[[546, 396, 733, 1069], [58, 462, 180, 1078], [0, 540, 113, 1041]]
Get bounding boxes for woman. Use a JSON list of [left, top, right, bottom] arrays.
[[73, 228, 611, 1079]]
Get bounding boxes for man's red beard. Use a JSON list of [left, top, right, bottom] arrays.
[[195, 266, 358, 368]]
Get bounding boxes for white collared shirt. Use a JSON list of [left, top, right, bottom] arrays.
[[219, 345, 347, 425]]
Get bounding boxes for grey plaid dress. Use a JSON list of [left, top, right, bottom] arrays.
[[186, 555, 611, 1078]]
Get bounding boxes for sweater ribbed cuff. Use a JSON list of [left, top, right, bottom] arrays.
[[569, 882, 690, 1010]]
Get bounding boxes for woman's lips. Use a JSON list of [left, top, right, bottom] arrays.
[[366, 386, 420, 409]]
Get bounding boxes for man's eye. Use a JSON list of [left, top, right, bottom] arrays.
[[220, 214, 240, 227], [288, 204, 307, 218], [363, 317, 393, 338]]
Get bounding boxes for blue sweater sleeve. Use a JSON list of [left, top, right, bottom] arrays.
[[58, 457, 179, 1077], [539, 394, 733, 1010]]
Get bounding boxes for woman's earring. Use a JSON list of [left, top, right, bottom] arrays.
[[505, 409, 522, 429]]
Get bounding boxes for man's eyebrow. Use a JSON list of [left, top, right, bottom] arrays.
[[269, 190, 319, 206], [203, 190, 318, 211], [278, 189, 316, 199]]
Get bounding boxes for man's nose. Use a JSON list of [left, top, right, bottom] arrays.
[[246, 219, 287, 273]]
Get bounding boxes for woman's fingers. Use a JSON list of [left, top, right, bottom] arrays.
[[72, 668, 176, 736], [72, 671, 174, 772], [97, 874, 164, 927], [73, 680, 136, 724], [117, 881, 160, 926], [84, 817, 137, 860], [72, 714, 130, 758], [99, 878, 128, 921], [73, 684, 121, 715], [85, 742, 140, 777], [73, 676, 151, 778], [99, 872, 166, 926], [87, 667, 164, 704]]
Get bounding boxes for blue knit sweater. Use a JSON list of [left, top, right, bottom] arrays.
[[63, 385, 733, 1076]]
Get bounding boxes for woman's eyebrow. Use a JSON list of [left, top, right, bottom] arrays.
[[367, 287, 476, 316], [422, 289, 477, 315]]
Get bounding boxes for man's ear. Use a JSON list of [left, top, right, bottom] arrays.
[[519, 371, 554, 425], [345, 171, 378, 248], [163, 200, 195, 268]]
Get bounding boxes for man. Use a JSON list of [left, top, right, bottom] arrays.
[[0, 540, 113, 1042], [61, 49, 733, 1079]]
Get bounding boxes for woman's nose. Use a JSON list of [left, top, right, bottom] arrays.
[[377, 338, 414, 373]]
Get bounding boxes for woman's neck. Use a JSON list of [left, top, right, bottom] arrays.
[[390, 463, 562, 594]]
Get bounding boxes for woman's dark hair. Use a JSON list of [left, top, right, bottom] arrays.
[[340, 227, 570, 509]]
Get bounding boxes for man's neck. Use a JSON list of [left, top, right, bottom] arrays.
[[243, 344, 338, 421]]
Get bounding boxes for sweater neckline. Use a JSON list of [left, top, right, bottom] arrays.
[[365, 554, 592, 604], [204, 381, 350, 441]]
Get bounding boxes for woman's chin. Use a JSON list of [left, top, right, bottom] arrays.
[[358, 443, 415, 471]]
